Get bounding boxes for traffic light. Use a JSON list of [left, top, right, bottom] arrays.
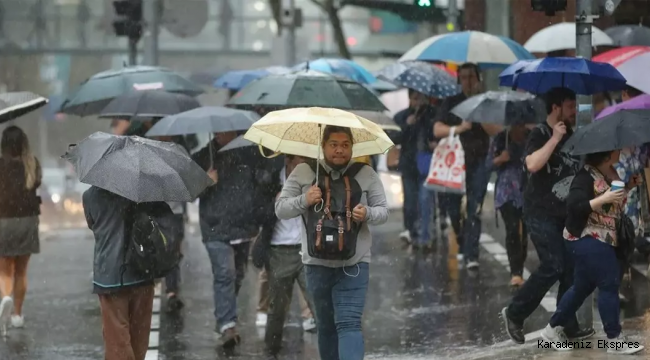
[[531, 0, 567, 16], [415, 0, 433, 7], [112, 0, 143, 39]]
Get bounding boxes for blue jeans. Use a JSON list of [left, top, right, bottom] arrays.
[[401, 173, 420, 238], [305, 263, 369, 360], [418, 176, 437, 245], [550, 236, 621, 338], [203, 240, 250, 332]]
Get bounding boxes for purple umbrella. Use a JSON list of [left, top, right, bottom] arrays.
[[596, 94, 650, 120]]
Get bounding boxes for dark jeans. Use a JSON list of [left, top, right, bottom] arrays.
[[499, 202, 528, 277], [204, 240, 250, 333], [507, 215, 579, 334], [549, 236, 621, 338], [165, 214, 184, 294], [418, 175, 437, 245], [439, 193, 463, 250], [265, 245, 315, 353], [401, 173, 420, 238], [305, 263, 369, 360]]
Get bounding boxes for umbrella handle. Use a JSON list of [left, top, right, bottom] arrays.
[[258, 144, 282, 158]]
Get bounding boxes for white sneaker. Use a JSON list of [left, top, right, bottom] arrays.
[[0, 296, 13, 336], [466, 261, 479, 269], [456, 254, 464, 261], [606, 335, 644, 355], [255, 312, 267, 327], [541, 324, 572, 351], [399, 231, 411, 244], [11, 315, 24, 328], [302, 317, 316, 332]]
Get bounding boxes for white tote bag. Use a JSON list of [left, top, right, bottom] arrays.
[[424, 127, 466, 194]]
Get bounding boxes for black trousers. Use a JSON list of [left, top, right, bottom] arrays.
[[499, 202, 528, 277]]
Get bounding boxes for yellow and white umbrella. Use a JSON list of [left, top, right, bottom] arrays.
[[244, 107, 395, 161]]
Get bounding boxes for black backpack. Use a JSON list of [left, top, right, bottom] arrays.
[[121, 202, 181, 283], [305, 162, 366, 260]]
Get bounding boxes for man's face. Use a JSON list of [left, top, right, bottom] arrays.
[[408, 91, 427, 109], [459, 68, 481, 96], [214, 131, 237, 146], [323, 132, 352, 168], [559, 99, 577, 126]]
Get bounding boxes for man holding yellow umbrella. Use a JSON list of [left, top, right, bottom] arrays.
[[244, 107, 391, 360]]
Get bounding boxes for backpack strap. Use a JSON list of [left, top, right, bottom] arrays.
[[324, 175, 333, 220], [343, 176, 352, 230], [315, 218, 323, 250], [344, 162, 368, 178], [337, 215, 344, 251]]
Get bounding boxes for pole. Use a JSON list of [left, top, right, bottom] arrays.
[[128, 37, 138, 65], [142, 0, 159, 66], [447, 0, 458, 32], [575, 0, 594, 328], [284, 0, 297, 66]]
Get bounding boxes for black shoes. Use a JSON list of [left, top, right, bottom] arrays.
[[501, 307, 525, 344]]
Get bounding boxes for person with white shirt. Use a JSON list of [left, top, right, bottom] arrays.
[[265, 155, 316, 358]]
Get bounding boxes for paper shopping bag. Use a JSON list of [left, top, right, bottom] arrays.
[[424, 128, 466, 194]]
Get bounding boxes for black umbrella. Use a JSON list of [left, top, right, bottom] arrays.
[[0, 92, 48, 124], [227, 70, 387, 112], [62, 132, 213, 203], [98, 90, 201, 120], [145, 106, 259, 137], [605, 25, 650, 47], [562, 110, 650, 156], [58, 66, 204, 117], [451, 91, 545, 126]]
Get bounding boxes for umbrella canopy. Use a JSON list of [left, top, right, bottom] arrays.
[[218, 135, 254, 153], [145, 106, 259, 137], [0, 92, 48, 124], [348, 110, 400, 131], [62, 132, 213, 202], [562, 109, 650, 155], [377, 61, 460, 98], [58, 66, 204, 117], [523, 22, 613, 53], [451, 91, 545, 126], [399, 31, 534, 68], [213, 66, 289, 90], [98, 90, 201, 120], [596, 94, 650, 119], [243, 107, 394, 159], [368, 79, 399, 93], [593, 46, 650, 95], [498, 57, 627, 95], [228, 70, 387, 112], [293, 58, 377, 84], [605, 25, 650, 47]]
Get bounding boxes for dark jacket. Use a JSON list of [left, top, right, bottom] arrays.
[[83, 186, 164, 291], [192, 141, 283, 243], [565, 168, 598, 238], [0, 157, 42, 218], [394, 106, 437, 176]]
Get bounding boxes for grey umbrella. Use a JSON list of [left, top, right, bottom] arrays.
[[218, 135, 254, 153], [62, 132, 213, 203], [145, 106, 259, 137], [451, 91, 545, 126], [98, 90, 201, 120]]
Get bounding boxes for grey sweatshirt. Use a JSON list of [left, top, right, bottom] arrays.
[[275, 160, 389, 267]]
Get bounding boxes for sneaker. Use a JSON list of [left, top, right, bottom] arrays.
[[501, 307, 525, 344], [399, 231, 411, 245], [10, 315, 24, 328], [466, 260, 479, 269], [606, 335, 644, 355], [541, 324, 572, 351], [219, 327, 241, 349], [256, 312, 268, 327], [302, 317, 316, 332], [166, 294, 184, 313], [0, 296, 13, 336], [565, 327, 595, 341]]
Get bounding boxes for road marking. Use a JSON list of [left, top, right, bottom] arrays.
[[145, 282, 162, 359], [479, 233, 556, 312]]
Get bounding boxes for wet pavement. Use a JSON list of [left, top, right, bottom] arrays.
[[2, 205, 650, 359]]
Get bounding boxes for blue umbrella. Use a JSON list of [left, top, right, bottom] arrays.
[[214, 66, 289, 90], [376, 61, 461, 98], [293, 58, 378, 84], [498, 57, 627, 95]]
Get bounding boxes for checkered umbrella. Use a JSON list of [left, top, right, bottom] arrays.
[[0, 92, 48, 124]]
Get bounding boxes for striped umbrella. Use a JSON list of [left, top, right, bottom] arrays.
[[593, 46, 650, 94], [400, 31, 534, 68]]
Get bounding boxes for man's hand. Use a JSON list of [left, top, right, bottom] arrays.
[[352, 204, 367, 222], [207, 168, 218, 184], [456, 121, 472, 133], [306, 185, 322, 206], [493, 150, 511, 166], [552, 121, 567, 142]]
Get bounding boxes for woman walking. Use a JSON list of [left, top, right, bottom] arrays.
[[541, 150, 644, 355], [488, 125, 529, 287], [0, 126, 42, 333]]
